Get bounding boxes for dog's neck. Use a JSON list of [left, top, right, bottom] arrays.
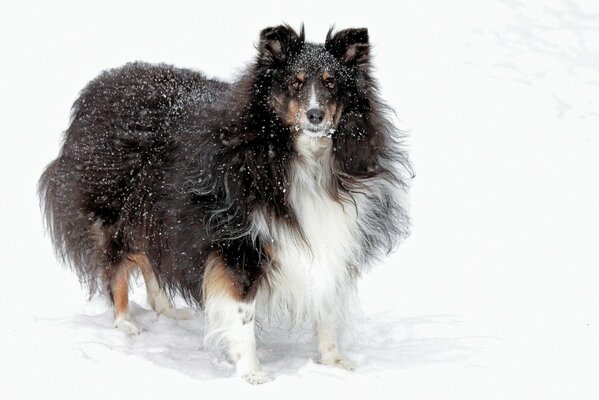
[[291, 132, 335, 195], [295, 132, 332, 158]]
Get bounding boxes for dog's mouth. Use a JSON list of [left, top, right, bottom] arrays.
[[293, 124, 335, 138], [302, 128, 334, 138]]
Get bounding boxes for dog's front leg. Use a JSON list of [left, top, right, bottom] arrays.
[[202, 249, 271, 384], [205, 296, 269, 383], [315, 301, 357, 371]]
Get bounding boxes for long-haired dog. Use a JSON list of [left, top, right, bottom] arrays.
[[39, 25, 412, 383]]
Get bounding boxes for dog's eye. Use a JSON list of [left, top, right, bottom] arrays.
[[290, 79, 303, 91], [325, 78, 336, 89]]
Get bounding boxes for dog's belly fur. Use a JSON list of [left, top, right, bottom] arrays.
[[253, 135, 362, 321]]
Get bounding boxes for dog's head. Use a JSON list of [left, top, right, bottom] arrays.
[[256, 25, 371, 138]]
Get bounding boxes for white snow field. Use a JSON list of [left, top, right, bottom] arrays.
[[1, 0, 598, 398]]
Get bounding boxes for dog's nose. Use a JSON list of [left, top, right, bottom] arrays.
[[307, 109, 324, 125]]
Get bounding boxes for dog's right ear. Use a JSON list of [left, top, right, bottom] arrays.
[[258, 24, 304, 67]]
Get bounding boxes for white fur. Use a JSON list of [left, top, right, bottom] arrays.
[[143, 269, 194, 320], [209, 132, 403, 379], [252, 133, 362, 332], [308, 84, 319, 110], [316, 301, 357, 370], [204, 294, 272, 384], [114, 313, 141, 335], [301, 129, 330, 138], [250, 133, 365, 365]]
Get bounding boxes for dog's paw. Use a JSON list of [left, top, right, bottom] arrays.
[[319, 355, 357, 371], [114, 316, 142, 335], [158, 307, 195, 320], [241, 370, 273, 385]]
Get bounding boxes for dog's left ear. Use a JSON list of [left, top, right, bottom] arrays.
[[258, 24, 304, 67], [325, 28, 370, 69]]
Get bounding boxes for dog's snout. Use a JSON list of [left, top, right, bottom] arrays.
[[307, 109, 324, 125]]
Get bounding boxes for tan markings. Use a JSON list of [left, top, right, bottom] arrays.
[[111, 253, 154, 317], [322, 70, 331, 81], [263, 243, 275, 259], [112, 260, 135, 317], [296, 72, 306, 82], [282, 99, 300, 126], [273, 96, 299, 127], [263, 242, 281, 269], [324, 102, 338, 128], [132, 253, 155, 283], [202, 251, 242, 302]]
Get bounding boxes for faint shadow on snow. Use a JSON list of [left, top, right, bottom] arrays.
[[33, 301, 490, 380], [347, 313, 487, 371]]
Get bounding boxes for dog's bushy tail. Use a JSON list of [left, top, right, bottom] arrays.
[[38, 156, 102, 295]]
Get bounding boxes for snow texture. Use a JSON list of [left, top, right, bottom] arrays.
[[1, 0, 598, 399]]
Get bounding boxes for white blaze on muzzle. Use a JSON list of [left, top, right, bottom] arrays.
[[308, 84, 319, 110]]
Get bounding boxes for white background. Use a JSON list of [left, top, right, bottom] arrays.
[[1, 0, 598, 398]]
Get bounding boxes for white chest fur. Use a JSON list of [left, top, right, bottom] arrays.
[[253, 134, 363, 322]]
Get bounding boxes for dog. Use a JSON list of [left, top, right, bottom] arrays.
[[39, 25, 412, 383]]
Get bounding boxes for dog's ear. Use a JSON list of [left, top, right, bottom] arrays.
[[325, 28, 370, 69], [258, 24, 304, 66]]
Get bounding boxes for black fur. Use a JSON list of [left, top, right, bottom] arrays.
[[39, 25, 413, 306]]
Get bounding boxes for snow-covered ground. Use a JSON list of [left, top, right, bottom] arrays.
[[1, 0, 598, 398]]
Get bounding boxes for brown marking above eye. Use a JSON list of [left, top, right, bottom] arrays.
[[322, 71, 335, 89], [290, 72, 305, 90]]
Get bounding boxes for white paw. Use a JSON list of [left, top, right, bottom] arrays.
[[320, 355, 357, 371], [114, 316, 142, 335], [158, 307, 195, 320], [241, 370, 273, 385]]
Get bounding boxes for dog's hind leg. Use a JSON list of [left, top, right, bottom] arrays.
[[135, 254, 194, 320], [109, 257, 142, 335], [91, 222, 141, 334], [202, 252, 271, 385]]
